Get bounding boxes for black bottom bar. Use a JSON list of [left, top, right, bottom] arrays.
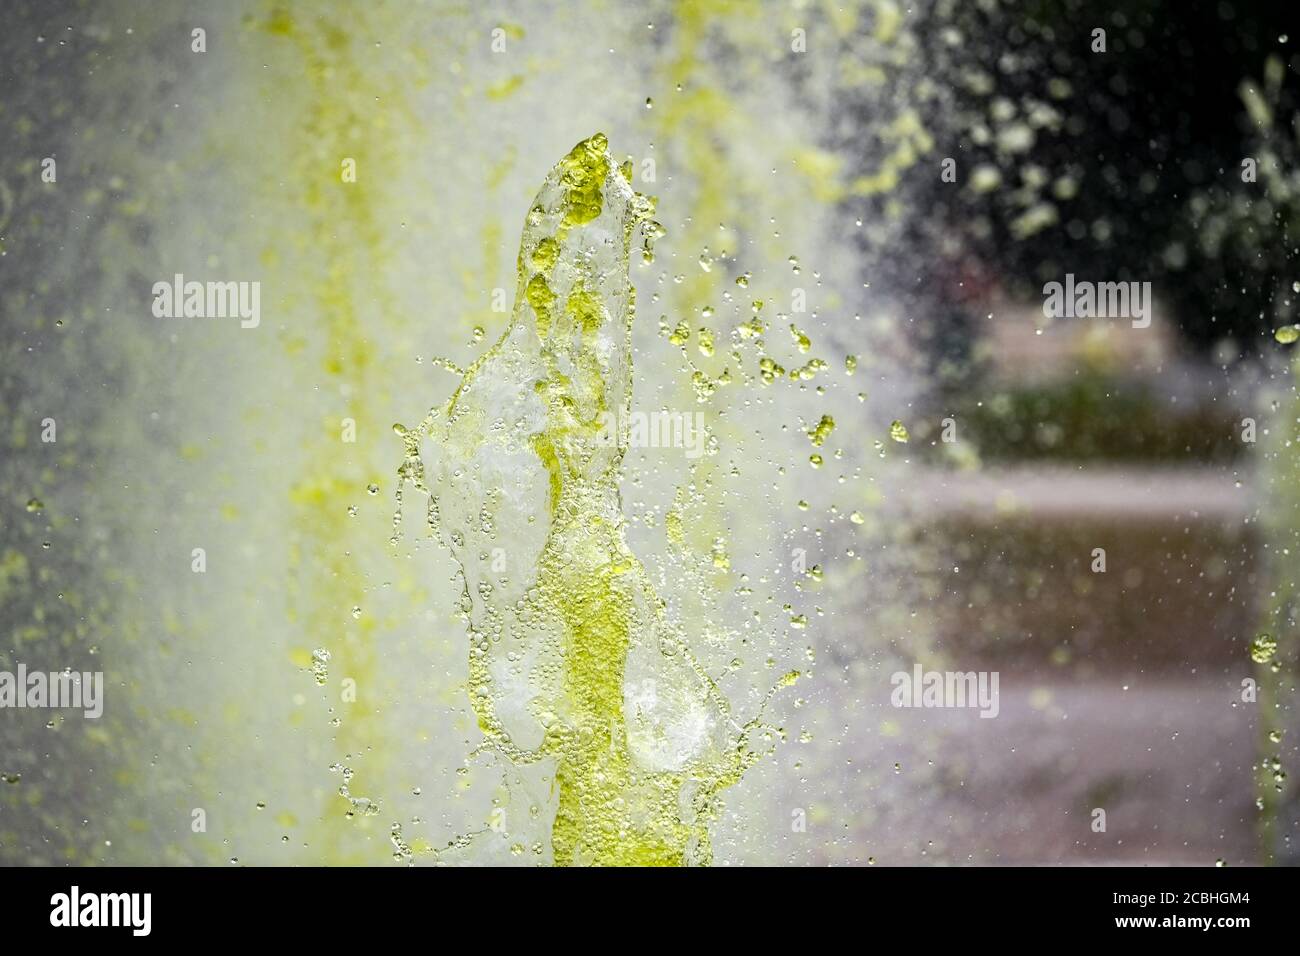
[[0, 865, 1288, 941]]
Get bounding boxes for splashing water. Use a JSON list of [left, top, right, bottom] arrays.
[[395, 134, 793, 866]]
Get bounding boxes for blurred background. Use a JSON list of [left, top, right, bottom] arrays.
[[1, 0, 1298, 865]]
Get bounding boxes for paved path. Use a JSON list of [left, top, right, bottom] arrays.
[[896, 466, 1255, 519]]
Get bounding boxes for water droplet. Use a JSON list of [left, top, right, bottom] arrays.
[[1250, 633, 1278, 664], [789, 324, 811, 353], [310, 648, 331, 685], [807, 414, 835, 447]]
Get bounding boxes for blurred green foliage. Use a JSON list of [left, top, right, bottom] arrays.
[[934, 374, 1243, 463]]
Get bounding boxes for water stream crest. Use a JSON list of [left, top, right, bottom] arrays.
[[396, 134, 793, 866]]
